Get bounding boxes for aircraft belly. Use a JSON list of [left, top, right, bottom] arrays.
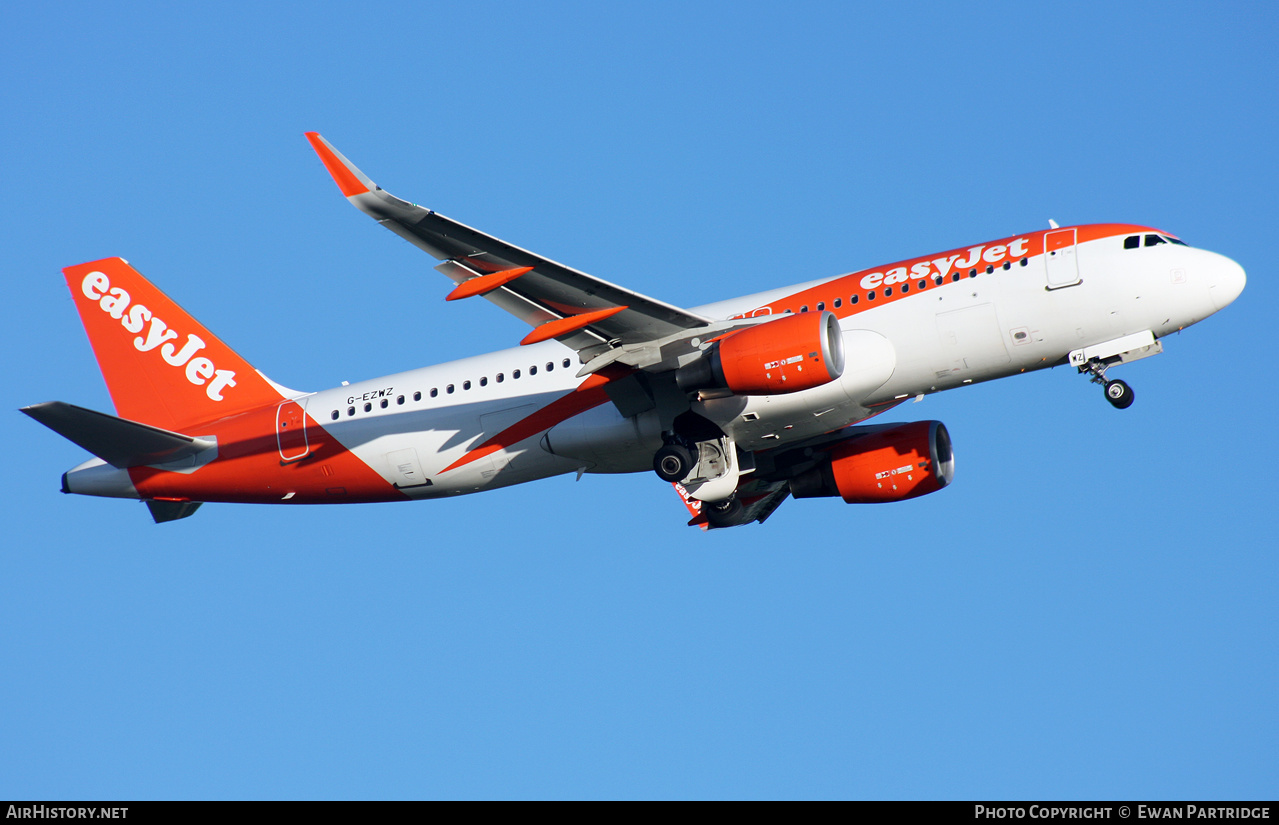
[[340, 401, 581, 497], [542, 404, 662, 473], [710, 382, 864, 448]]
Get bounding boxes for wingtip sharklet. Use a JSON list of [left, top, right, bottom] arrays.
[[305, 132, 375, 197]]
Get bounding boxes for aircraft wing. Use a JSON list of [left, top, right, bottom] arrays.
[[306, 133, 722, 367]]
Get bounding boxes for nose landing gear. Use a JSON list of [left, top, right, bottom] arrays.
[[1069, 332, 1163, 410], [1079, 358, 1135, 409], [1104, 378, 1134, 409]]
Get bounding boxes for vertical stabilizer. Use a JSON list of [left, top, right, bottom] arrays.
[[64, 258, 285, 431]]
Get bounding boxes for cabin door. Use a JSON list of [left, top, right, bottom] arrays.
[[1044, 228, 1081, 289]]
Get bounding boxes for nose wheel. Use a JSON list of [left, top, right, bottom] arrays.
[[1079, 358, 1135, 409], [1104, 379, 1134, 409]]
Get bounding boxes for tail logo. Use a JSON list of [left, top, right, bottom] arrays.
[[81, 270, 238, 401]]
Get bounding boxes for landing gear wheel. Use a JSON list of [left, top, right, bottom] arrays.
[[653, 444, 696, 482], [704, 497, 743, 528], [1104, 379, 1134, 409]]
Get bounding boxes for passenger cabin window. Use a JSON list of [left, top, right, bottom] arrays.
[[462, 380, 471, 390], [331, 410, 339, 421], [1124, 235, 1141, 249], [1145, 234, 1166, 247], [816, 301, 825, 311], [562, 358, 571, 368], [414, 391, 422, 401], [833, 298, 842, 308], [530, 365, 537, 375]]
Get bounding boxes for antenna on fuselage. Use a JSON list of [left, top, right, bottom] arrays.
[[1048, 219, 1060, 229]]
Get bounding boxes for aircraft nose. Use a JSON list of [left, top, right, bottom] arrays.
[[1209, 255, 1246, 311]]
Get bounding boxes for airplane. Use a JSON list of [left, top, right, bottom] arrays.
[[21, 133, 1247, 528]]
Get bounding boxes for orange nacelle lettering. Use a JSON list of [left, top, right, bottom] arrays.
[[790, 421, 955, 504], [716, 311, 845, 395], [827, 421, 953, 503]]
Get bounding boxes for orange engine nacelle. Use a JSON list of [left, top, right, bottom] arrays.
[[790, 421, 955, 503], [676, 311, 845, 396]]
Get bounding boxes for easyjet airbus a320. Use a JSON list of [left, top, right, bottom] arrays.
[[22, 134, 1246, 527]]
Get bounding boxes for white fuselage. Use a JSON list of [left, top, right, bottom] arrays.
[[304, 229, 1244, 498]]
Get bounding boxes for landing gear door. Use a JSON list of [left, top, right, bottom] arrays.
[[680, 437, 741, 503], [1045, 228, 1080, 289], [277, 398, 309, 462]]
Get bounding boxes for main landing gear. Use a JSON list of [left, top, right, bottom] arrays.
[[1079, 358, 1135, 410], [653, 441, 697, 483], [703, 496, 744, 529], [653, 432, 743, 511]]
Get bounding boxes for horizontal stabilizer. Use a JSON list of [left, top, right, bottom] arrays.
[[21, 401, 214, 468]]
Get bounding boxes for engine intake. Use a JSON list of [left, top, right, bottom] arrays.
[[790, 421, 955, 503], [677, 311, 845, 396]]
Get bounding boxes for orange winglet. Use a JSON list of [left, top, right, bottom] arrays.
[[305, 132, 369, 197], [520, 306, 628, 346], [445, 266, 534, 301]]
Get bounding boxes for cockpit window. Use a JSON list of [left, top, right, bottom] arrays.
[[1145, 234, 1167, 247], [1124, 235, 1140, 250], [1165, 236, 1188, 246]]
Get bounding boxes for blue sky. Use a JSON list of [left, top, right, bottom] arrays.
[[2, 0, 1275, 800]]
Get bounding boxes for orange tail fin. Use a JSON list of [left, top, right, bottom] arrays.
[[64, 258, 286, 431]]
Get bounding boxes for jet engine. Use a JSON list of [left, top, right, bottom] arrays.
[[790, 421, 954, 503], [677, 311, 845, 396]]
